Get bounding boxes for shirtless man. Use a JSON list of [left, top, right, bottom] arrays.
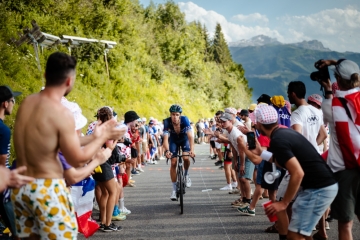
[[11, 52, 125, 239]]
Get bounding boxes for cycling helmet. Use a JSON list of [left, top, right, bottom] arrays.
[[169, 104, 182, 113]]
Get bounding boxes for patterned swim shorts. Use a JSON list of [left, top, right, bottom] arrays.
[[11, 179, 78, 239]]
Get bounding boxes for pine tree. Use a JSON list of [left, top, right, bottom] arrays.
[[211, 23, 232, 67], [202, 24, 212, 62]]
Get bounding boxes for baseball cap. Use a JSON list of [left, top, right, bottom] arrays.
[[333, 59, 360, 80], [308, 94, 323, 107], [257, 94, 271, 104], [61, 97, 87, 130], [149, 120, 154, 125], [124, 110, 140, 124], [240, 109, 249, 116], [0, 85, 22, 103], [219, 113, 233, 122], [255, 105, 278, 124], [224, 107, 237, 115], [142, 117, 147, 122], [248, 103, 257, 111]]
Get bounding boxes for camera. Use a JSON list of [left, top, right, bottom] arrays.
[[310, 59, 330, 82], [123, 138, 132, 147]]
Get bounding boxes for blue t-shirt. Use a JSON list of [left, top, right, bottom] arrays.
[[0, 119, 11, 168], [273, 106, 291, 128], [163, 116, 191, 139]]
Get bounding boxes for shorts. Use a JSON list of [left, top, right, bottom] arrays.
[[210, 140, 215, 149], [138, 142, 143, 155], [158, 136, 163, 146], [131, 147, 138, 159], [215, 142, 221, 149], [169, 136, 190, 156], [276, 172, 298, 202], [239, 158, 255, 180], [289, 183, 338, 236], [92, 162, 114, 182], [224, 149, 232, 164], [141, 141, 148, 154], [200, 132, 205, 138], [331, 168, 360, 222], [256, 160, 265, 185], [11, 179, 78, 239]]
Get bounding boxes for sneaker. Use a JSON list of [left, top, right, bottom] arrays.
[[152, 160, 158, 165], [126, 182, 136, 187], [112, 214, 126, 221], [232, 201, 249, 208], [211, 155, 217, 160], [136, 168, 144, 173], [325, 221, 330, 230], [170, 191, 177, 201], [218, 166, 224, 170], [220, 185, 232, 191], [185, 175, 192, 187], [214, 160, 222, 166], [121, 207, 131, 215], [98, 223, 105, 231], [160, 156, 166, 160], [102, 223, 119, 232], [131, 170, 140, 175], [231, 181, 238, 188], [237, 205, 255, 216], [229, 189, 240, 194]]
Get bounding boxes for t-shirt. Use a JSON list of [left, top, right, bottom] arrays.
[[258, 134, 270, 148], [223, 119, 243, 138], [270, 128, 336, 189], [290, 105, 323, 152], [227, 126, 247, 155], [0, 119, 11, 168], [273, 105, 291, 128], [322, 99, 345, 172]]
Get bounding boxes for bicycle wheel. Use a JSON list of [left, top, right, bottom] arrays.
[[178, 162, 184, 214]]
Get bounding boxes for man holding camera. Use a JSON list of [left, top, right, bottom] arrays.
[[315, 59, 360, 240]]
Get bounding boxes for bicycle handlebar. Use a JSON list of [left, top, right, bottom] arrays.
[[166, 155, 195, 165]]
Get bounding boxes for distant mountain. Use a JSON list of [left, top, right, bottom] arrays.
[[229, 35, 330, 52], [228, 35, 281, 48], [229, 39, 360, 102]]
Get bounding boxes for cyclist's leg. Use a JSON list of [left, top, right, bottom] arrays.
[[181, 138, 191, 175], [169, 138, 178, 196]]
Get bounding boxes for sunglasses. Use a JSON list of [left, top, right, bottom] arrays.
[[8, 99, 15, 104]]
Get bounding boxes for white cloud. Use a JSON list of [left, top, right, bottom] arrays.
[[178, 2, 360, 52], [178, 2, 281, 43], [277, 7, 360, 52], [232, 13, 269, 25]]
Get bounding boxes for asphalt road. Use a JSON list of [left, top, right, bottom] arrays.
[[80, 144, 360, 240]]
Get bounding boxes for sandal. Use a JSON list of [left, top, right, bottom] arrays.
[[231, 198, 241, 205], [264, 224, 278, 233]]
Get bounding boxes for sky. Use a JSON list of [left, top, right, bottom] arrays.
[[139, 0, 360, 53]]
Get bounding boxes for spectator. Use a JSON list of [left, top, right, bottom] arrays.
[[318, 59, 360, 240], [238, 105, 338, 240]]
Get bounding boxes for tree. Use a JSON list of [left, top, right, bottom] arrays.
[[211, 23, 232, 67]]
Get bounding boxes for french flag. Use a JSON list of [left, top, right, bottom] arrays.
[[71, 177, 99, 237]]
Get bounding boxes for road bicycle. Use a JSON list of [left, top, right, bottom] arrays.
[[167, 153, 195, 214]]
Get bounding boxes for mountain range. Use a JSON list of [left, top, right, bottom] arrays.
[[229, 35, 360, 102]]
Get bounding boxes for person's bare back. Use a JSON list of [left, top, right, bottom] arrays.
[[14, 92, 75, 179]]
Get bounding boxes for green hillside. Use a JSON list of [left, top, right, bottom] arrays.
[[230, 44, 360, 100], [0, 0, 251, 132]]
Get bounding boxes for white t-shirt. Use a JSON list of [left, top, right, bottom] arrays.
[[226, 126, 247, 155], [290, 105, 323, 152], [322, 99, 344, 172]]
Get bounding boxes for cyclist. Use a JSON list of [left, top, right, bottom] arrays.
[[163, 104, 195, 201]]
